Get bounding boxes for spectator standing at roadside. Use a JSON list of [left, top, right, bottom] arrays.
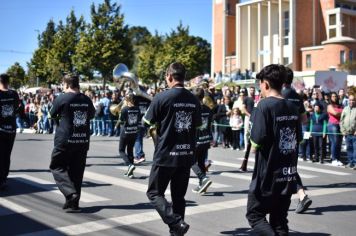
[[309, 102, 328, 163], [340, 94, 356, 169], [327, 92, 343, 166]]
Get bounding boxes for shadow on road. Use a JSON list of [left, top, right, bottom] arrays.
[[80, 200, 198, 214], [300, 204, 356, 215], [221, 228, 331, 235]]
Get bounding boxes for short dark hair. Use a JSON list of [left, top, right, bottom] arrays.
[[63, 74, 80, 89], [0, 73, 10, 85], [256, 64, 286, 91], [194, 88, 205, 101], [166, 62, 186, 82], [285, 67, 294, 85]]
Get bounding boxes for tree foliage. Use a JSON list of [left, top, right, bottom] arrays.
[[7, 62, 26, 89], [154, 23, 211, 80], [25, 3, 211, 87]]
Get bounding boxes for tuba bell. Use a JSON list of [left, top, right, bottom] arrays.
[[110, 63, 153, 116]]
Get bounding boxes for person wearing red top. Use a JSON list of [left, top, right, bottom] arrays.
[[327, 92, 343, 166]]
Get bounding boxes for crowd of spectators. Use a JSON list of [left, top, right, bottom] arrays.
[[15, 82, 355, 168]]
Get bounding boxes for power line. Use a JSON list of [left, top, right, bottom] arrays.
[[0, 49, 32, 55]]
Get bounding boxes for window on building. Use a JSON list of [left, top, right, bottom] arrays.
[[329, 28, 336, 38], [349, 50, 353, 61], [283, 57, 289, 65], [283, 11, 290, 45], [306, 54, 311, 68], [340, 50, 346, 64], [329, 14, 336, 26]]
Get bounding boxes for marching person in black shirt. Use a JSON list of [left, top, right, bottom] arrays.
[[144, 62, 202, 236], [0, 74, 20, 190], [282, 67, 313, 214], [117, 93, 140, 178], [246, 65, 302, 235], [133, 94, 151, 164], [191, 88, 213, 194], [49, 74, 95, 212]]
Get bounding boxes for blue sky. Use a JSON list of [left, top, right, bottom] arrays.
[[0, 0, 212, 72]]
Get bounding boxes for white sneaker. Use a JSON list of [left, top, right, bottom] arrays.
[[331, 160, 339, 166], [337, 160, 344, 166]]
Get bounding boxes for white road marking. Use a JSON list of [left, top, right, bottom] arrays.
[[212, 160, 317, 178], [10, 174, 109, 203], [0, 198, 31, 216], [244, 158, 350, 176], [19, 187, 356, 235], [116, 166, 231, 189]]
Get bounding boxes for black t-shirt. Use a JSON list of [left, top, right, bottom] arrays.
[[0, 89, 19, 133], [250, 97, 302, 197], [143, 87, 202, 167], [243, 96, 255, 114], [196, 104, 212, 149], [282, 87, 306, 114], [134, 96, 151, 125], [119, 106, 140, 135], [50, 92, 95, 151]]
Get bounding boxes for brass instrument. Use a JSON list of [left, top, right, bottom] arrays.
[[110, 63, 157, 144], [109, 63, 152, 117]]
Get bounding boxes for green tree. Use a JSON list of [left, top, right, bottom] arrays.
[[47, 11, 85, 84], [156, 23, 211, 80], [136, 32, 163, 85], [340, 60, 356, 74], [28, 20, 57, 85], [89, 0, 133, 89], [7, 62, 26, 89]]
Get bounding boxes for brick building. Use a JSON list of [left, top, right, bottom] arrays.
[[212, 0, 356, 76]]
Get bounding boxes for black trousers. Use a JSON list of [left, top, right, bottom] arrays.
[[146, 165, 190, 226], [232, 130, 241, 149], [49, 147, 87, 199], [246, 193, 292, 236], [0, 132, 16, 184], [312, 136, 326, 161], [191, 147, 208, 181], [119, 133, 136, 165]]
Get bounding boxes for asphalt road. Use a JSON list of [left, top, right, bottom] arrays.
[[0, 133, 355, 236]]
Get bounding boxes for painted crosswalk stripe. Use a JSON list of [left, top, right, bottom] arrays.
[[0, 198, 31, 216], [116, 166, 231, 189], [211, 160, 317, 179], [19, 187, 356, 236], [242, 158, 350, 176], [83, 170, 167, 193], [10, 174, 109, 203]]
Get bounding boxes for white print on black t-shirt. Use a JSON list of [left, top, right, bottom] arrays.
[[279, 127, 297, 155], [139, 105, 146, 115], [175, 111, 192, 133], [1, 105, 14, 118], [128, 113, 138, 125], [73, 111, 87, 127], [201, 116, 208, 129]]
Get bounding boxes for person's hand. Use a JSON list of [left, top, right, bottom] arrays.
[[251, 146, 256, 153]]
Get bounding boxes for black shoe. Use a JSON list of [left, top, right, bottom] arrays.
[[295, 195, 312, 214], [198, 177, 212, 194], [64, 193, 80, 211], [127, 164, 135, 176], [170, 221, 190, 236]]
